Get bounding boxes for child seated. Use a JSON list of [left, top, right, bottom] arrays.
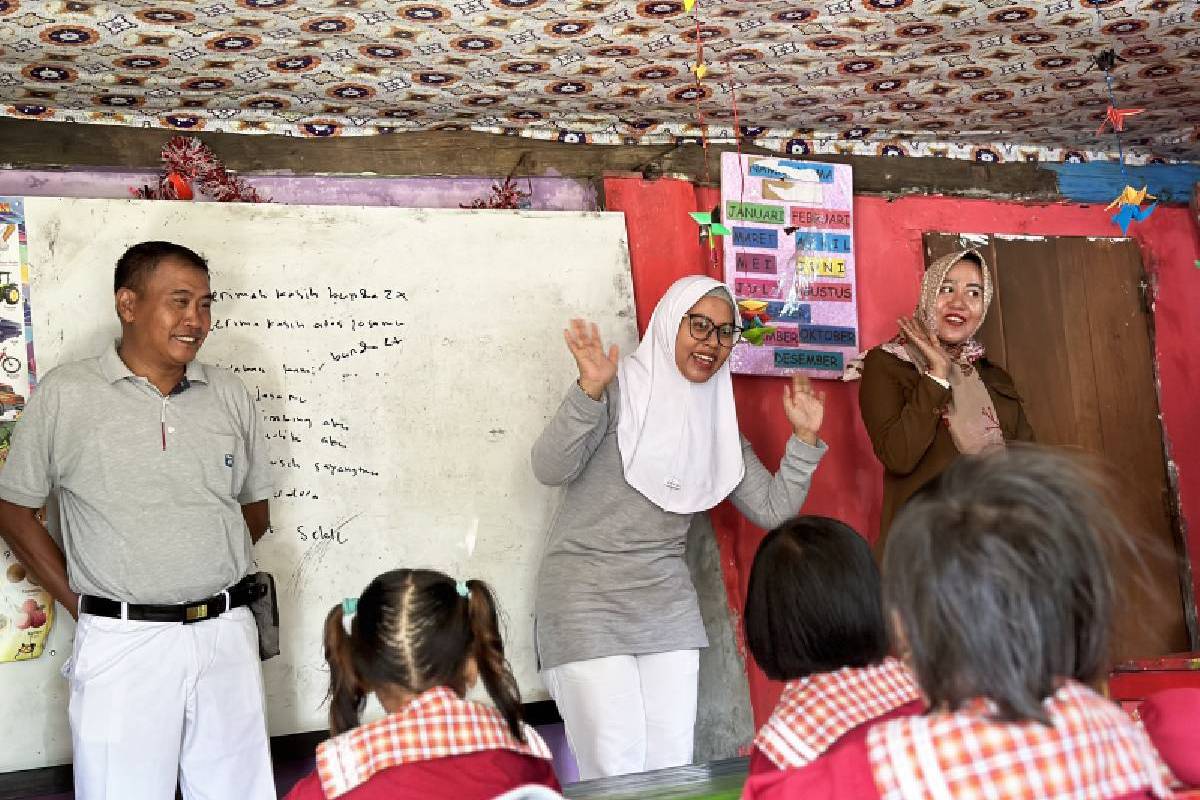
[[285, 569, 561, 800], [744, 448, 1174, 800], [744, 516, 922, 775]]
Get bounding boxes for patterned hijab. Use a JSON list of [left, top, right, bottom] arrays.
[[881, 248, 992, 370], [851, 249, 1005, 455]]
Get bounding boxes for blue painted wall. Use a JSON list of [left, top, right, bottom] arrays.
[[1047, 162, 1200, 205]]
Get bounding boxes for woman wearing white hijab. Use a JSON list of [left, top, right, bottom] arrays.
[[531, 275, 827, 780]]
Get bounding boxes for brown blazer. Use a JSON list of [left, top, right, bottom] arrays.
[[858, 347, 1035, 556]]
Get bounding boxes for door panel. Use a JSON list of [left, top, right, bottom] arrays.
[[921, 232, 1190, 660]]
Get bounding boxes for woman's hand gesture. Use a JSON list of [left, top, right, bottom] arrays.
[[897, 316, 951, 380], [783, 373, 825, 446], [565, 319, 619, 400]]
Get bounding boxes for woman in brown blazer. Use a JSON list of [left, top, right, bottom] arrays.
[[854, 249, 1034, 555]]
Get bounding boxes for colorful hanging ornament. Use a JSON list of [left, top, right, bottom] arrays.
[[689, 209, 731, 249], [737, 299, 770, 326], [737, 300, 776, 345], [1111, 201, 1157, 236], [1084, 27, 1151, 236], [740, 326, 777, 346], [1096, 105, 1145, 135], [1104, 186, 1155, 211]]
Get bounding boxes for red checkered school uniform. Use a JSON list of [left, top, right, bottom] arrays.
[[749, 657, 923, 775], [284, 686, 560, 800], [743, 681, 1174, 800]]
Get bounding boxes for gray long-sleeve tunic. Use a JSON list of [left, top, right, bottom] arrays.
[[531, 380, 826, 670]]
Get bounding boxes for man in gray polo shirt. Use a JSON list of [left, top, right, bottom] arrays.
[[0, 241, 275, 800]]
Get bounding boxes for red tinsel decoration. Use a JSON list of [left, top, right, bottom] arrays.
[[460, 176, 531, 210], [131, 136, 267, 203]]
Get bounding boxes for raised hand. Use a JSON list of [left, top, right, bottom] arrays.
[[782, 373, 825, 446], [897, 316, 951, 380], [564, 318, 619, 400]]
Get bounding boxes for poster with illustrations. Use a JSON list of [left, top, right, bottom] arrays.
[[0, 198, 33, 420], [0, 196, 51, 662], [719, 154, 859, 379]]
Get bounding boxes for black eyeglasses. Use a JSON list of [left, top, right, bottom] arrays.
[[682, 313, 742, 347]]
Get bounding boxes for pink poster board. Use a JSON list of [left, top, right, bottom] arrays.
[[720, 153, 859, 379]]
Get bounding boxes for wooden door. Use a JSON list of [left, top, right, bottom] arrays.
[[923, 233, 1193, 661]]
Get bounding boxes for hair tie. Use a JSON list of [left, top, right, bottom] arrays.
[[341, 597, 358, 635], [455, 580, 469, 598]]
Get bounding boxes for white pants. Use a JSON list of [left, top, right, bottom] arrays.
[[68, 606, 275, 800], [541, 649, 699, 780]]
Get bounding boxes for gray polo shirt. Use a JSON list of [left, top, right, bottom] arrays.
[[0, 342, 272, 604]]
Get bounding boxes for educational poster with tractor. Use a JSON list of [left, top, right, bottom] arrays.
[[0, 198, 32, 424], [719, 153, 860, 379], [0, 196, 51, 663]]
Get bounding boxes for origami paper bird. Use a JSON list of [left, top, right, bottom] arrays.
[[1105, 185, 1156, 211], [1112, 201, 1157, 236], [1096, 105, 1145, 135], [692, 62, 708, 80], [741, 326, 776, 346], [738, 299, 771, 325], [683, 0, 696, 10], [689, 210, 731, 248]]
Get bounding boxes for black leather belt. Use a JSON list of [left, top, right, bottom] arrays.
[[80, 575, 264, 624]]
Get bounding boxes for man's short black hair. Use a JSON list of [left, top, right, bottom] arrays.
[[884, 446, 1117, 723], [114, 241, 208, 294], [744, 515, 888, 682]]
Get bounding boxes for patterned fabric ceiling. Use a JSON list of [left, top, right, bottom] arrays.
[[0, 0, 1197, 164]]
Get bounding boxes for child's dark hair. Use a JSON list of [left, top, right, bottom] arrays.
[[883, 446, 1117, 723], [114, 241, 208, 293], [324, 569, 525, 738], [744, 516, 888, 681]]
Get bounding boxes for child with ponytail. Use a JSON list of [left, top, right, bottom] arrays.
[[284, 569, 561, 800]]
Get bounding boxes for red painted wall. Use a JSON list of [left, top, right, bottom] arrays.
[[603, 177, 1200, 730]]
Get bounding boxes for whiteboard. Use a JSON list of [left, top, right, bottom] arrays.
[[0, 198, 637, 772]]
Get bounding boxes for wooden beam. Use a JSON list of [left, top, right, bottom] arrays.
[[0, 118, 1060, 200]]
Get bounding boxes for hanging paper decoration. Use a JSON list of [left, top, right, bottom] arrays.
[[689, 209, 731, 249], [736, 299, 776, 346], [1096, 106, 1145, 135], [1084, 33, 1153, 236], [131, 136, 266, 202], [740, 326, 777, 347], [737, 299, 770, 325], [1105, 186, 1155, 211], [684, 0, 712, 184], [1111, 201, 1157, 236]]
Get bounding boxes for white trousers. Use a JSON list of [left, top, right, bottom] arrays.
[[68, 606, 275, 800], [541, 649, 699, 780]]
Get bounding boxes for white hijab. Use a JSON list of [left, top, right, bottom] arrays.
[[616, 275, 745, 514]]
